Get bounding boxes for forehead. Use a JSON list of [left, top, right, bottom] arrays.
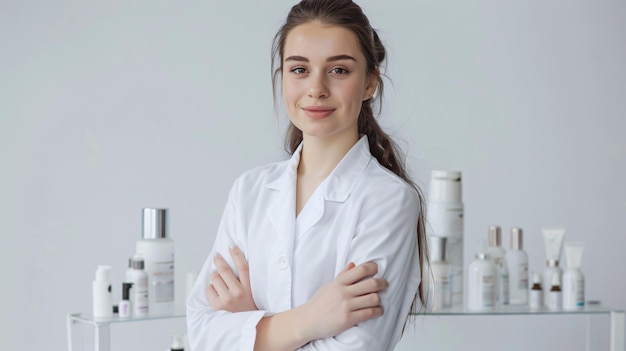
[[283, 21, 363, 60]]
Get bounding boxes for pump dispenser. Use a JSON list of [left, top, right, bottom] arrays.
[[92, 265, 113, 318], [136, 208, 175, 315]]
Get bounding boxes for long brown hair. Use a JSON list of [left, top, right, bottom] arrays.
[[271, 0, 428, 315]]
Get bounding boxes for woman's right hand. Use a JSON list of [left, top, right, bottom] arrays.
[[299, 261, 388, 341]]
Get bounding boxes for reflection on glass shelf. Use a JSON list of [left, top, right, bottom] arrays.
[[68, 309, 187, 325], [416, 303, 621, 316]]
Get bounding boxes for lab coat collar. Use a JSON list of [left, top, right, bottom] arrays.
[[266, 135, 372, 203]]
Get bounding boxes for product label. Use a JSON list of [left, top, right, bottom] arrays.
[[576, 278, 585, 306], [481, 275, 495, 307], [152, 264, 174, 302], [518, 263, 529, 290], [500, 271, 510, 305], [433, 271, 452, 309]]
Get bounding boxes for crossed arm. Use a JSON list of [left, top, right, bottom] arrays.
[[208, 246, 388, 351]]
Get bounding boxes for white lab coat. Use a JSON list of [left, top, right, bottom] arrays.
[[187, 135, 421, 351]]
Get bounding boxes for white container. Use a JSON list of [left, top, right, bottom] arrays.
[[486, 225, 509, 306], [542, 264, 562, 305], [506, 227, 529, 306], [547, 273, 562, 310], [467, 249, 496, 311], [542, 227, 565, 304], [529, 271, 543, 309], [136, 208, 175, 315], [126, 254, 150, 316], [92, 265, 113, 318], [563, 242, 585, 310], [119, 282, 133, 319], [424, 236, 452, 311], [427, 170, 463, 306]]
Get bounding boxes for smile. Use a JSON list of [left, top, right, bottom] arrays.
[[301, 106, 336, 119]]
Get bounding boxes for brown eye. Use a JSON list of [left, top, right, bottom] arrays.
[[330, 67, 349, 75]]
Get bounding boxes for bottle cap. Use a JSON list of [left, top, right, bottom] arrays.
[[532, 271, 541, 284], [546, 259, 559, 267], [142, 208, 168, 239], [475, 240, 490, 260], [428, 236, 447, 262], [428, 170, 462, 203], [122, 282, 133, 300], [510, 227, 524, 250], [170, 334, 185, 351], [131, 254, 145, 270], [488, 226, 502, 247], [95, 265, 111, 281]]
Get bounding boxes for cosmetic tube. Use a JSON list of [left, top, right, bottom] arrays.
[[542, 227, 565, 302], [563, 242, 585, 310]]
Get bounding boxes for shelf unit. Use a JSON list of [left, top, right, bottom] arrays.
[[67, 305, 624, 351]]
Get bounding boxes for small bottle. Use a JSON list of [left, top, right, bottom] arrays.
[[467, 241, 496, 311], [127, 254, 150, 316], [119, 282, 133, 319], [563, 242, 585, 310], [529, 271, 543, 309], [92, 265, 113, 319], [547, 274, 562, 310], [542, 260, 562, 306], [486, 225, 509, 307], [506, 227, 529, 306], [426, 236, 453, 311], [136, 208, 175, 315], [170, 334, 185, 351]]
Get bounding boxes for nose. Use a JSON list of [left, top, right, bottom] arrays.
[[307, 72, 329, 99]]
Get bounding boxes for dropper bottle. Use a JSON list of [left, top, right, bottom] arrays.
[[529, 272, 543, 309], [547, 274, 562, 310]]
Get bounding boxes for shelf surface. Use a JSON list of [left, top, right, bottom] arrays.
[[69, 309, 186, 325], [416, 304, 622, 316]]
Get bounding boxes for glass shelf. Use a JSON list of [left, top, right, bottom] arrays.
[[418, 303, 622, 316], [68, 310, 187, 326]]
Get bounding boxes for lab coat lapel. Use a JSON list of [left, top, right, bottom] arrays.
[[297, 136, 372, 236]]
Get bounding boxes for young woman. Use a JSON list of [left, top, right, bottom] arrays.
[[187, 1, 427, 350]]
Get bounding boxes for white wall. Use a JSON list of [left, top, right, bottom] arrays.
[[1, 1, 624, 350]]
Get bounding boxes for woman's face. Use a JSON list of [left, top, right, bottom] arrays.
[[282, 21, 377, 143]]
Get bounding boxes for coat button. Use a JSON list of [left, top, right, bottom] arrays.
[[276, 255, 289, 270]]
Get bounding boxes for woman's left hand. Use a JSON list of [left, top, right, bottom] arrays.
[[206, 246, 258, 312]]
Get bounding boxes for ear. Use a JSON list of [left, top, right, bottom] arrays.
[[363, 69, 379, 101]]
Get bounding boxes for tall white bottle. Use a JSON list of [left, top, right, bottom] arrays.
[[92, 265, 113, 318], [424, 236, 453, 311], [467, 242, 496, 311], [427, 170, 463, 306], [563, 242, 585, 310], [136, 208, 175, 315], [486, 225, 509, 307], [506, 227, 529, 306]]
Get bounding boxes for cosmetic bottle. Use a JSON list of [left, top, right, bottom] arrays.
[[506, 227, 529, 305], [126, 254, 149, 316], [170, 334, 185, 351], [542, 227, 564, 304], [529, 271, 543, 309], [486, 225, 509, 307], [92, 265, 113, 319], [425, 236, 452, 311], [119, 282, 133, 319], [136, 208, 175, 315], [547, 274, 562, 310], [427, 170, 464, 306], [563, 242, 585, 310], [467, 241, 496, 311]]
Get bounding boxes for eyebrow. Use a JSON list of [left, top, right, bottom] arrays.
[[284, 54, 357, 63]]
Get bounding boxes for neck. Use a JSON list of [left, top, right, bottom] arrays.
[[298, 133, 359, 180]]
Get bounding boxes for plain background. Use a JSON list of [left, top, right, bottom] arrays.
[[1, 0, 624, 350]]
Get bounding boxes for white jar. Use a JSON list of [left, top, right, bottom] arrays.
[[136, 208, 175, 315], [467, 252, 496, 311]]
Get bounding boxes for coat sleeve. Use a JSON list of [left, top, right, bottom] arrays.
[[186, 177, 268, 351], [298, 182, 422, 351]]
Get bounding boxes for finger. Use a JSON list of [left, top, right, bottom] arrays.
[[337, 261, 378, 285], [348, 292, 382, 311], [213, 253, 242, 290], [341, 262, 356, 274], [206, 284, 219, 305], [347, 277, 388, 296], [348, 306, 384, 326], [229, 246, 251, 288], [209, 270, 229, 297]]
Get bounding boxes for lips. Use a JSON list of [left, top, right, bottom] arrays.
[[302, 106, 335, 119]]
